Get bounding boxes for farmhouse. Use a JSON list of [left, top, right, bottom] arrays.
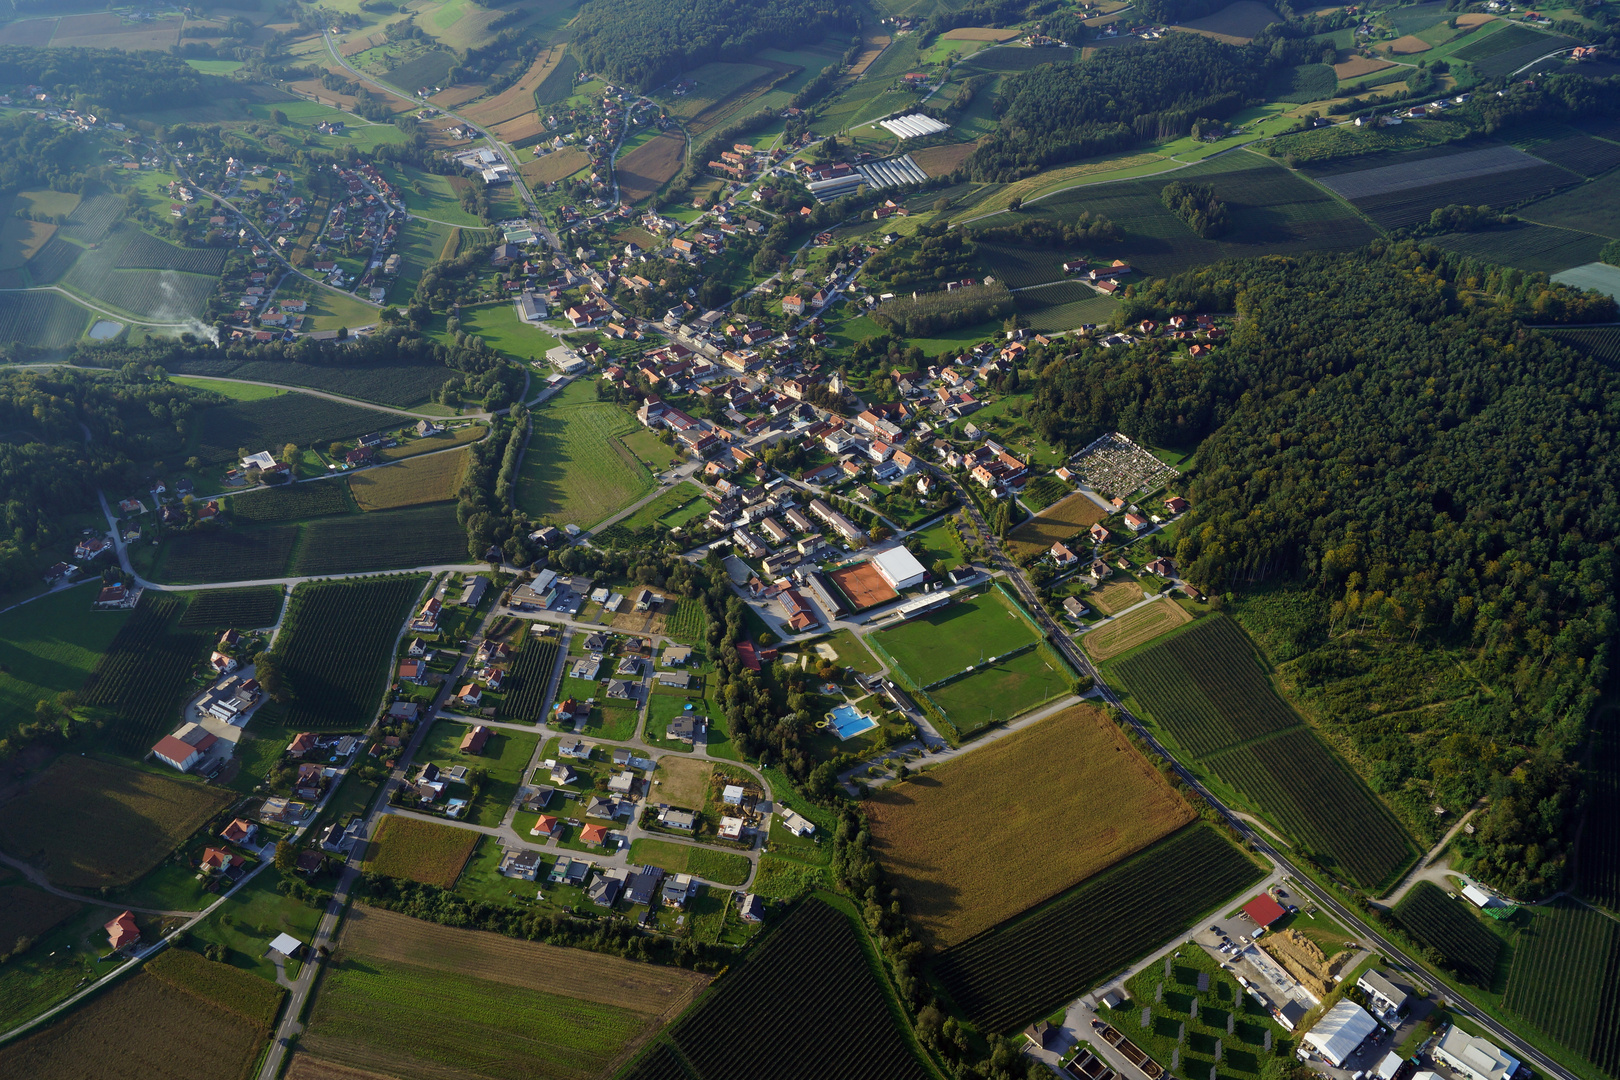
[[1433, 1028, 1521, 1080], [1302, 1001, 1378, 1068], [105, 910, 140, 952]]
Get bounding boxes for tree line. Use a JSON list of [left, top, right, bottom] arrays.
[[570, 0, 858, 90], [963, 35, 1266, 181]]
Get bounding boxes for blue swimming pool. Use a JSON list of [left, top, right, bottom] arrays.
[[829, 704, 876, 740]]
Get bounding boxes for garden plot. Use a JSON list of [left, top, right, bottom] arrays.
[[1315, 143, 1553, 200]]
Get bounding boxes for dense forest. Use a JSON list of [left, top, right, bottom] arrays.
[[0, 367, 224, 594], [965, 35, 1264, 181], [1025, 242, 1617, 897], [1160, 180, 1229, 238], [0, 46, 221, 112], [570, 0, 857, 89]]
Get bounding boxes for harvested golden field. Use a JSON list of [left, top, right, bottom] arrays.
[[1333, 55, 1396, 78], [848, 32, 891, 76], [1088, 577, 1145, 616], [1455, 13, 1496, 26], [1006, 491, 1107, 559], [49, 12, 183, 49], [0, 971, 269, 1080], [1081, 599, 1193, 661], [288, 1058, 396, 1080], [338, 32, 385, 56], [617, 131, 687, 203], [430, 84, 485, 109], [363, 815, 478, 887], [942, 26, 1021, 40], [339, 905, 709, 1014], [654, 757, 712, 808], [521, 147, 591, 186], [464, 44, 567, 126], [493, 113, 547, 146], [299, 905, 708, 1080], [350, 447, 468, 511], [911, 141, 979, 177], [0, 756, 231, 888], [1386, 34, 1431, 53], [866, 704, 1194, 948]]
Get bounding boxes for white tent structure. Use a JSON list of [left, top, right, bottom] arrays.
[[1302, 1001, 1377, 1067], [268, 932, 305, 958]]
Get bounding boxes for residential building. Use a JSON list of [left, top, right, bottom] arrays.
[[662, 873, 695, 906], [1357, 970, 1409, 1017], [739, 893, 765, 922], [460, 725, 491, 754], [105, 910, 140, 951], [500, 849, 543, 880], [589, 868, 625, 905]]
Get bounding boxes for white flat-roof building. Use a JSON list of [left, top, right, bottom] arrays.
[[871, 545, 927, 591], [1434, 1027, 1520, 1080], [1302, 1000, 1377, 1067], [1357, 970, 1409, 1016], [241, 450, 276, 471]]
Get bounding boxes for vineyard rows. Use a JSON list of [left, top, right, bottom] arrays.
[[1392, 882, 1503, 987], [1576, 714, 1620, 909], [163, 355, 449, 409], [1502, 901, 1615, 1060], [623, 1042, 698, 1080], [1551, 326, 1620, 368], [191, 394, 391, 468], [231, 480, 352, 522], [79, 595, 213, 753], [496, 636, 559, 721], [1114, 616, 1299, 757], [1116, 617, 1414, 889], [1528, 134, 1620, 178], [177, 586, 284, 629], [661, 898, 930, 1080], [112, 229, 228, 274], [933, 825, 1262, 1033], [157, 526, 300, 583], [290, 503, 469, 575], [0, 290, 89, 348], [664, 600, 707, 645], [1212, 728, 1415, 889], [274, 576, 424, 729]]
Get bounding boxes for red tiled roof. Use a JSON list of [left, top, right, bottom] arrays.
[[152, 734, 199, 765], [1243, 893, 1287, 927]]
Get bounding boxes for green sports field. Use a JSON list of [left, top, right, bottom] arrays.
[[874, 591, 1043, 687]]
